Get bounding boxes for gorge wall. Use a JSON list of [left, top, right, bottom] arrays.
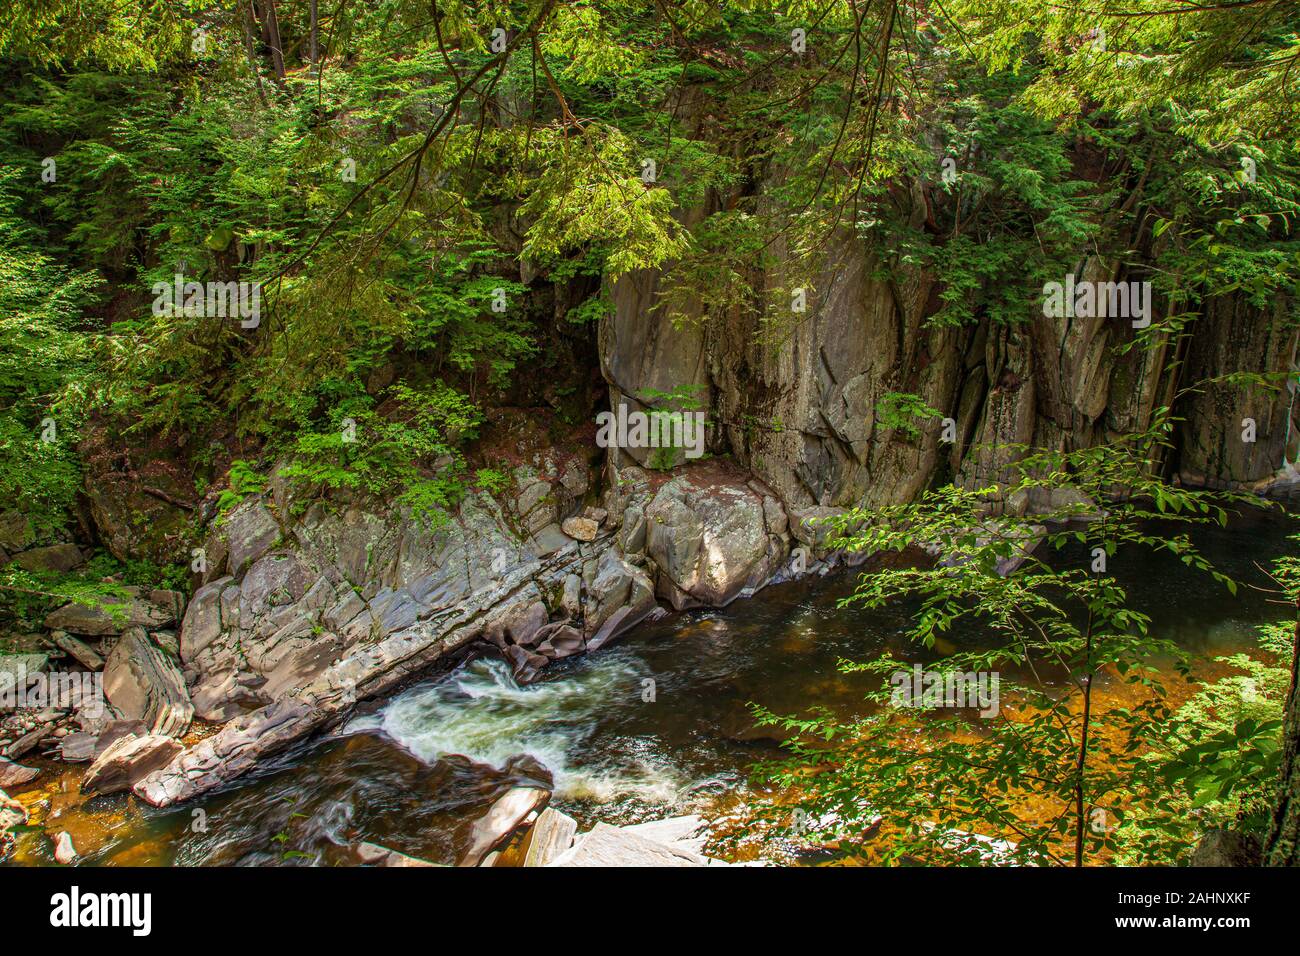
[[602, 185, 1300, 511]]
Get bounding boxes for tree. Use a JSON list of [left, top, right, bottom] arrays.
[[748, 410, 1261, 865]]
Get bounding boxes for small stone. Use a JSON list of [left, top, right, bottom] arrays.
[[561, 516, 599, 542], [54, 831, 78, 865], [51, 634, 105, 672]]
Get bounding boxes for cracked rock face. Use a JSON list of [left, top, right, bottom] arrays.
[[603, 202, 1300, 509], [140, 490, 573, 806]]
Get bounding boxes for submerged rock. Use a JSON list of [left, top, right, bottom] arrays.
[[459, 786, 550, 867], [53, 831, 78, 865], [354, 842, 441, 867], [0, 757, 39, 788]]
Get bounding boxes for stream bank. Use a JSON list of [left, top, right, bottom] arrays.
[[3, 508, 1291, 866]]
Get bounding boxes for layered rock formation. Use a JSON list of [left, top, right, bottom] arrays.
[[133, 454, 820, 806]]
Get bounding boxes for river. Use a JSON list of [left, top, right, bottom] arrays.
[[8, 508, 1294, 866]]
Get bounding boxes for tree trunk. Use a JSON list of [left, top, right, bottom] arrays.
[[309, 0, 319, 66], [1265, 598, 1300, 865], [241, 1, 269, 106], [260, 0, 287, 82]]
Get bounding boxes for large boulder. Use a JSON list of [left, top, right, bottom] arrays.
[[12, 543, 83, 573], [44, 589, 180, 637], [645, 474, 782, 608], [547, 822, 711, 867], [103, 627, 193, 737], [82, 734, 184, 795]]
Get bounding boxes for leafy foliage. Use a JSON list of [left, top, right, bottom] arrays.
[[746, 416, 1262, 865]]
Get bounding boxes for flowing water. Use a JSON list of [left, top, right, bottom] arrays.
[[8, 508, 1296, 866]]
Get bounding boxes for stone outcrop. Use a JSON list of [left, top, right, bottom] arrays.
[[103, 627, 193, 737], [45, 589, 182, 637]]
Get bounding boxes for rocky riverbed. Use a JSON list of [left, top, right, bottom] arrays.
[[3, 503, 1290, 866], [2, 441, 881, 863]]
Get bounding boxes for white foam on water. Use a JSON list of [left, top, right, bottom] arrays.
[[377, 654, 687, 804]]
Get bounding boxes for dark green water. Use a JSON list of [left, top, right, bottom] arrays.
[[10, 508, 1295, 866]]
